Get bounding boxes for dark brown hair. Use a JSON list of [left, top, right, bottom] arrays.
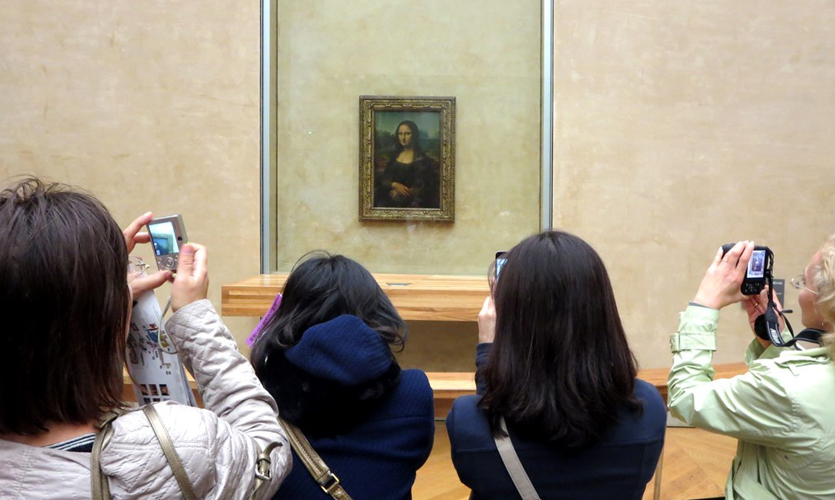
[[0, 178, 129, 434], [251, 251, 406, 374], [479, 230, 641, 448]]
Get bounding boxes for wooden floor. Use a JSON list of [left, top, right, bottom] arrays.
[[413, 423, 736, 500]]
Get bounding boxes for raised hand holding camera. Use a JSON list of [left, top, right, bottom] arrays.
[[695, 241, 824, 348], [692, 241, 753, 310], [721, 243, 772, 295], [171, 243, 209, 312]]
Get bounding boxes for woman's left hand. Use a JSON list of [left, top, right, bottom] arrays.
[[743, 286, 785, 347]]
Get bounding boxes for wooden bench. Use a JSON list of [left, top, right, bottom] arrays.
[[428, 363, 748, 419], [222, 273, 489, 321]]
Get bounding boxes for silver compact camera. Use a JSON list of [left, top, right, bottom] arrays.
[[147, 214, 188, 272]]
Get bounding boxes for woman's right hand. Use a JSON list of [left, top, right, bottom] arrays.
[[390, 182, 411, 199], [692, 241, 753, 310], [171, 243, 209, 312], [478, 296, 496, 344]]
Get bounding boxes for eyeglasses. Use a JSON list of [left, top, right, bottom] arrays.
[[127, 256, 151, 284], [791, 274, 818, 295]]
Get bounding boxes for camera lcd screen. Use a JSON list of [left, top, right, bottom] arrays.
[[149, 221, 180, 257], [495, 252, 507, 281], [747, 249, 766, 279]]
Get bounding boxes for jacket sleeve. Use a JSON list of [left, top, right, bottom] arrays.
[[164, 299, 291, 499], [667, 305, 797, 446], [474, 343, 491, 396]]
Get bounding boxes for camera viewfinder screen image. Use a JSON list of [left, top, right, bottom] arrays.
[[747, 250, 766, 278], [149, 222, 179, 257], [495, 257, 507, 280]]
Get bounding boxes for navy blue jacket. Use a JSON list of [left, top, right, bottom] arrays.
[[447, 344, 666, 500], [258, 315, 435, 500]]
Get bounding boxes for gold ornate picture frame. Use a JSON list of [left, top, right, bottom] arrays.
[[359, 96, 456, 222]]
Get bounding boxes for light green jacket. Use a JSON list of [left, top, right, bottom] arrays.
[[668, 305, 835, 500]]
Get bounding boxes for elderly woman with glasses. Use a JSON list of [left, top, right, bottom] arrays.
[[668, 239, 835, 500]]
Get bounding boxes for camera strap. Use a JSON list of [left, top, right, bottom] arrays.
[[760, 276, 826, 348], [782, 328, 827, 348]]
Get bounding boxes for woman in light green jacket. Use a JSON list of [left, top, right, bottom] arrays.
[[668, 239, 835, 500]]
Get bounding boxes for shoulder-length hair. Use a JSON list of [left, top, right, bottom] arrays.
[[251, 251, 406, 374], [479, 230, 641, 448], [0, 178, 129, 435]]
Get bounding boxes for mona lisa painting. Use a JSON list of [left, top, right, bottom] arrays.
[[359, 96, 455, 222]]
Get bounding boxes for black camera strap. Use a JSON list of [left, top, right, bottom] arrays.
[[782, 328, 827, 347], [759, 273, 826, 348]]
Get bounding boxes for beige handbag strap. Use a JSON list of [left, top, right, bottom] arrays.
[[278, 417, 353, 500], [92, 404, 280, 500], [251, 440, 283, 500], [143, 404, 198, 500], [91, 405, 197, 500], [91, 412, 118, 500], [493, 416, 542, 500]]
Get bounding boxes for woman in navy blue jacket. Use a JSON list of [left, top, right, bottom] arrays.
[[251, 252, 434, 500], [447, 231, 666, 500]]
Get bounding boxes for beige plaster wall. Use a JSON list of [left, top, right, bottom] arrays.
[[554, 0, 835, 367], [273, 0, 542, 275], [0, 0, 262, 348], [2, 1, 833, 371]]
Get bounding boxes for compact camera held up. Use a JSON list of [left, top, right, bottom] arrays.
[[147, 215, 188, 273], [721, 243, 772, 295], [721, 243, 826, 348]]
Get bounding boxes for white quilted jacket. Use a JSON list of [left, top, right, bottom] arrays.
[[0, 299, 291, 499]]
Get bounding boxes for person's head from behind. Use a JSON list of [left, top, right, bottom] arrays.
[[481, 230, 640, 448], [251, 251, 406, 373], [801, 235, 835, 346], [0, 178, 129, 435]]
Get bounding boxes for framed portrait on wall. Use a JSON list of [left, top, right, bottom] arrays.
[[359, 95, 456, 222]]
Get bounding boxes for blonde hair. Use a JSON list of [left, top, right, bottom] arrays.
[[812, 234, 835, 348]]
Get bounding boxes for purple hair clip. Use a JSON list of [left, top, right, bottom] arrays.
[[246, 293, 282, 347]]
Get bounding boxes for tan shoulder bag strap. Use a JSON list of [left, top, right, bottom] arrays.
[[143, 404, 198, 500], [91, 405, 197, 500], [93, 404, 280, 500], [493, 416, 542, 500], [91, 412, 118, 500], [251, 440, 283, 500], [278, 417, 353, 500]]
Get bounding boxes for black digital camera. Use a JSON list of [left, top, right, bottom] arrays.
[[721, 243, 773, 295]]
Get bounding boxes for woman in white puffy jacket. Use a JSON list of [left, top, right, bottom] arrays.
[[0, 178, 290, 499]]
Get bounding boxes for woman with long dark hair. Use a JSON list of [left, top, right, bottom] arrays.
[[250, 251, 435, 500], [447, 230, 666, 499]]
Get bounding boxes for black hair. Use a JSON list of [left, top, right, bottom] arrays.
[[479, 230, 641, 448], [0, 177, 129, 434], [251, 251, 406, 374]]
